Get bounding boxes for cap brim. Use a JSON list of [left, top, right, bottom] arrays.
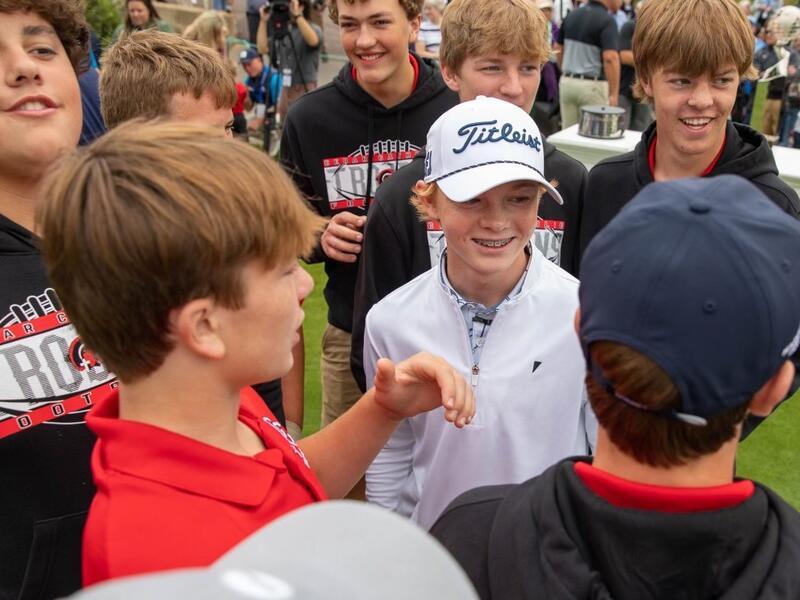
[[434, 162, 563, 205]]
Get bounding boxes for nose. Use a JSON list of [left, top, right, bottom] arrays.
[[4, 48, 42, 88], [355, 24, 377, 49], [499, 69, 523, 101], [478, 201, 508, 231], [688, 80, 714, 110], [296, 266, 314, 302]]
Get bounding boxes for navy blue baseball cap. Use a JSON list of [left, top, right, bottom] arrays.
[[239, 47, 259, 64], [579, 175, 800, 425]]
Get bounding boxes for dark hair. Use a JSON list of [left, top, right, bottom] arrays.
[[0, 0, 89, 74], [125, 0, 161, 30], [587, 341, 751, 468]]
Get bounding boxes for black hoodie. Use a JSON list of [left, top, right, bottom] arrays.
[[0, 215, 114, 600], [349, 141, 588, 391], [579, 121, 800, 261], [280, 55, 458, 333], [431, 459, 800, 600], [578, 121, 800, 426]]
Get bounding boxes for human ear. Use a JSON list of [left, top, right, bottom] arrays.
[[441, 64, 461, 94], [414, 181, 441, 221], [749, 361, 795, 417], [169, 298, 226, 361], [408, 14, 421, 43]]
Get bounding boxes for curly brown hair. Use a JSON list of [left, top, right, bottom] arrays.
[[0, 0, 89, 74], [328, 0, 423, 23]]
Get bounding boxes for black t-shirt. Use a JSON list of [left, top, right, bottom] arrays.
[[557, 0, 619, 78]]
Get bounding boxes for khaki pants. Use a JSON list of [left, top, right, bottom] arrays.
[[320, 323, 362, 427], [762, 98, 782, 138], [559, 76, 610, 129], [320, 323, 366, 500]]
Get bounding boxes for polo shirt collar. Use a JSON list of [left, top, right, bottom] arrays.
[[88, 390, 291, 507]]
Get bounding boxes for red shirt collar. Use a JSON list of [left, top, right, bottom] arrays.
[[350, 54, 420, 95], [647, 132, 727, 179], [574, 461, 754, 512], [87, 388, 326, 506]]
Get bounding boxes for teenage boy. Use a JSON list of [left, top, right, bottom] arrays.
[[364, 97, 596, 529], [280, 0, 458, 429], [432, 175, 800, 600], [579, 0, 800, 255], [0, 3, 102, 598], [38, 121, 474, 585], [578, 0, 800, 416], [351, 0, 588, 391], [555, 0, 621, 128], [101, 30, 305, 440]]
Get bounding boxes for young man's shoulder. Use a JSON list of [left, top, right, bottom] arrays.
[[545, 145, 589, 184], [367, 266, 438, 326]]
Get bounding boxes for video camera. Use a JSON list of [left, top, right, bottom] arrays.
[[265, 0, 292, 39]]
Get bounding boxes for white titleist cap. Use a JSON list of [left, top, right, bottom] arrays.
[[423, 96, 562, 204]]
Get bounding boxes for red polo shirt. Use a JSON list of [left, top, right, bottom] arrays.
[[82, 387, 326, 586]]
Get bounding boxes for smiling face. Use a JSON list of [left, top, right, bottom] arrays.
[[127, 0, 151, 27], [442, 53, 542, 113], [219, 259, 313, 385], [423, 180, 542, 306], [337, 0, 420, 97], [0, 10, 81, 180], [642, 66, 738, 162]]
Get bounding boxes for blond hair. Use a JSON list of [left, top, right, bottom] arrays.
[[100, 30, 237, 128], [440, 0, 552, 73], [329, 0, 422, 23], [183, 10, 228, 56], [633, 0, 757, 101], [39, 121, 325, 383]]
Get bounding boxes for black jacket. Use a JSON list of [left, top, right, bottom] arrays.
[[578, 121, 800, 421], [0, 215, 103, 600], [280, 56, 458, 332], [350, 142, 587, 391], [579, 121, 800, 262], [431, 459, 800, 600]]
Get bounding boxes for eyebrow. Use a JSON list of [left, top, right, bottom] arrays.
[[339, 11, 394, 21], [22, 25, 58, 38]]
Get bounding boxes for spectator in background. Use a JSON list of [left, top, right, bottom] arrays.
[[79, 30, 106, 146], [617, 0, 652, 130], [239, 47, 280, 147], [555, 0, 621, 128], [778, 34, 800, 146], [247, 0, 268, 44], [184, 10, 229, 58], [416, 0, 445, 59], [753, 19, 794, 141], [111, 0, 173, 43], [258, 0, 322, 123], [538, 0, 560, 45]]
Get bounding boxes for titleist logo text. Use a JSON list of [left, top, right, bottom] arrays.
[[453, 120, 542, 154]]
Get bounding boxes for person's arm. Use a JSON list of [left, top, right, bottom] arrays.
[[291, 0, 320, 48], [298, 353, 474, 499], [281, 327, 304, 439], [257, 5, 269, 55], [365, 419, 415, 512], [601, 19, 620, 106], [602, 50, 620, 106], [619, 20, 634, 67]]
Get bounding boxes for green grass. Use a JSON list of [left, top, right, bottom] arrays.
[[300, 263, 800, 508]]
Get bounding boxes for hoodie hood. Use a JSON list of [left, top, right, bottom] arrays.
[[332, 54, 450, 113], [0, 213, 37, 256], [487, 460, 800, 600], [632, 120, 782, 188]]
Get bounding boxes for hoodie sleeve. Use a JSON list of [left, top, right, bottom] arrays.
[[351, 196, 411, 392], [280, 111, 327, 263]]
